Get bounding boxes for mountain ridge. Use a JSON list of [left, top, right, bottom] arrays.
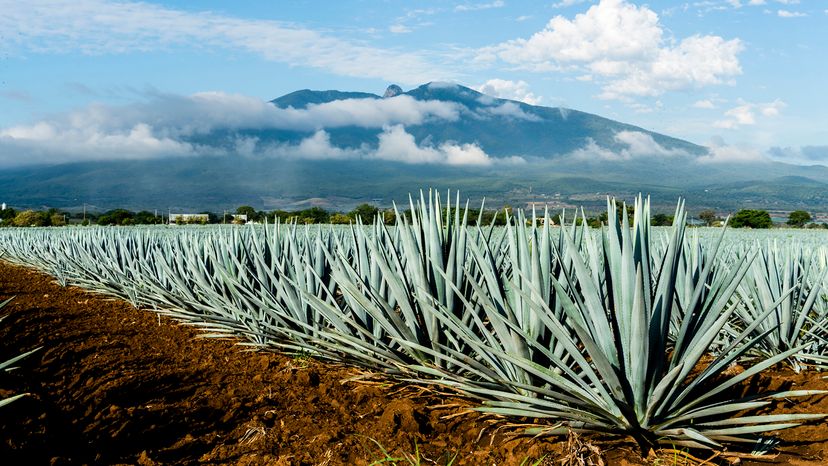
[[268, 82, 705, 158]]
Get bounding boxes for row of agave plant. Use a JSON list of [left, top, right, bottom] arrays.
[[1, 191, 828, 454]]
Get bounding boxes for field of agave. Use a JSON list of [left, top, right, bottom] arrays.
[[2, 191, 828, 455]]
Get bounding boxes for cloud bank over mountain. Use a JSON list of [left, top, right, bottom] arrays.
[[0, 82, 816, 169], [0, 92, 475, 166]]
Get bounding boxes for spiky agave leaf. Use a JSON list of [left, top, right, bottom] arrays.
[[299, 189, 490, 371], [411, 196, 825, 453], [728, 240, 828, 371]]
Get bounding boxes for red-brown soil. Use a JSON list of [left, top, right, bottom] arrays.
[[1, 260, 827, 465]]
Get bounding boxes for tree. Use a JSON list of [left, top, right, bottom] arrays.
[[552, 212, 584, 227], [587, 217, 603, 229], [787, 210, 811, 228], [730, 209, 772, 229], [0, 207, 16, 226], [134, 211, 163, 224], [200, 212, 220, 224], [488, 206, 514, 226], [96, 209, 134, 226], [235, 205, 257, 218], [383, 210, 396, 225], [651, 213, 673, 226], [329, 213, 352, 224], [298, 207, 329, 224], [590, 201, 633, 227], [49, 213, 66, 226], [13, 210, 46, 227], [698, 209, 718, 226], [270, 210, 293, 223], [348, 204, 379, 223]]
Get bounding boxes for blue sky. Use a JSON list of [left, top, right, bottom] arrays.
[[0, 0, 826, 166]]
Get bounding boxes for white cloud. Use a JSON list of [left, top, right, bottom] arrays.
[[185, 126, 511, 167], [480, 102, 542, 121], [479, 0, 743, 100], [236, 130, 365, 161], [0, 0, 445, 85], [97, 92, 460, 132], [567, 130, 688, 161], [288, 130, 362, 160], [0, 91, 535, 167], [614, 131, 686, 157], [284, 95, 463, 129], [693, 99, 717, 109], [389, 24, 412, 34], [0, 121, 198, 166], [714, 99, 785, 129], [697, 138, 768, 163], [627, 102, 656, 114], [552, 0, 589, 8], [713, 0, 802, 10], [455, 1, 505, 12], [0, 92, 469, 166], [769, 146, 828, 165], [777, 9, 806, 17], [270, 125, 526, 167], [475, 79, 542, 105], [374, 124, 499, 166], [568, 139, 621, 160], [715, 105, 755, 128]]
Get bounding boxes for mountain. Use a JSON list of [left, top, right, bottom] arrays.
[[264, 83, 704, 158], [271, 89, 380, 109], [2, 82, 827, 214]]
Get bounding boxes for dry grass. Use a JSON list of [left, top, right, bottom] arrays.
[[560, 428, 605, 466]]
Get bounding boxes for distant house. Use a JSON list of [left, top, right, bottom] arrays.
[[231, 214, 248, 224], [169, 213, 209, 224]]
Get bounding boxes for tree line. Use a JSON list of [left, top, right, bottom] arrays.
[[0, 204, 824, 229]]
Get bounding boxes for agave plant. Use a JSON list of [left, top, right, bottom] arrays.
[[406, 196, 824, 453], [729, 240, 828, 371], [297, 190, 493, 371]]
